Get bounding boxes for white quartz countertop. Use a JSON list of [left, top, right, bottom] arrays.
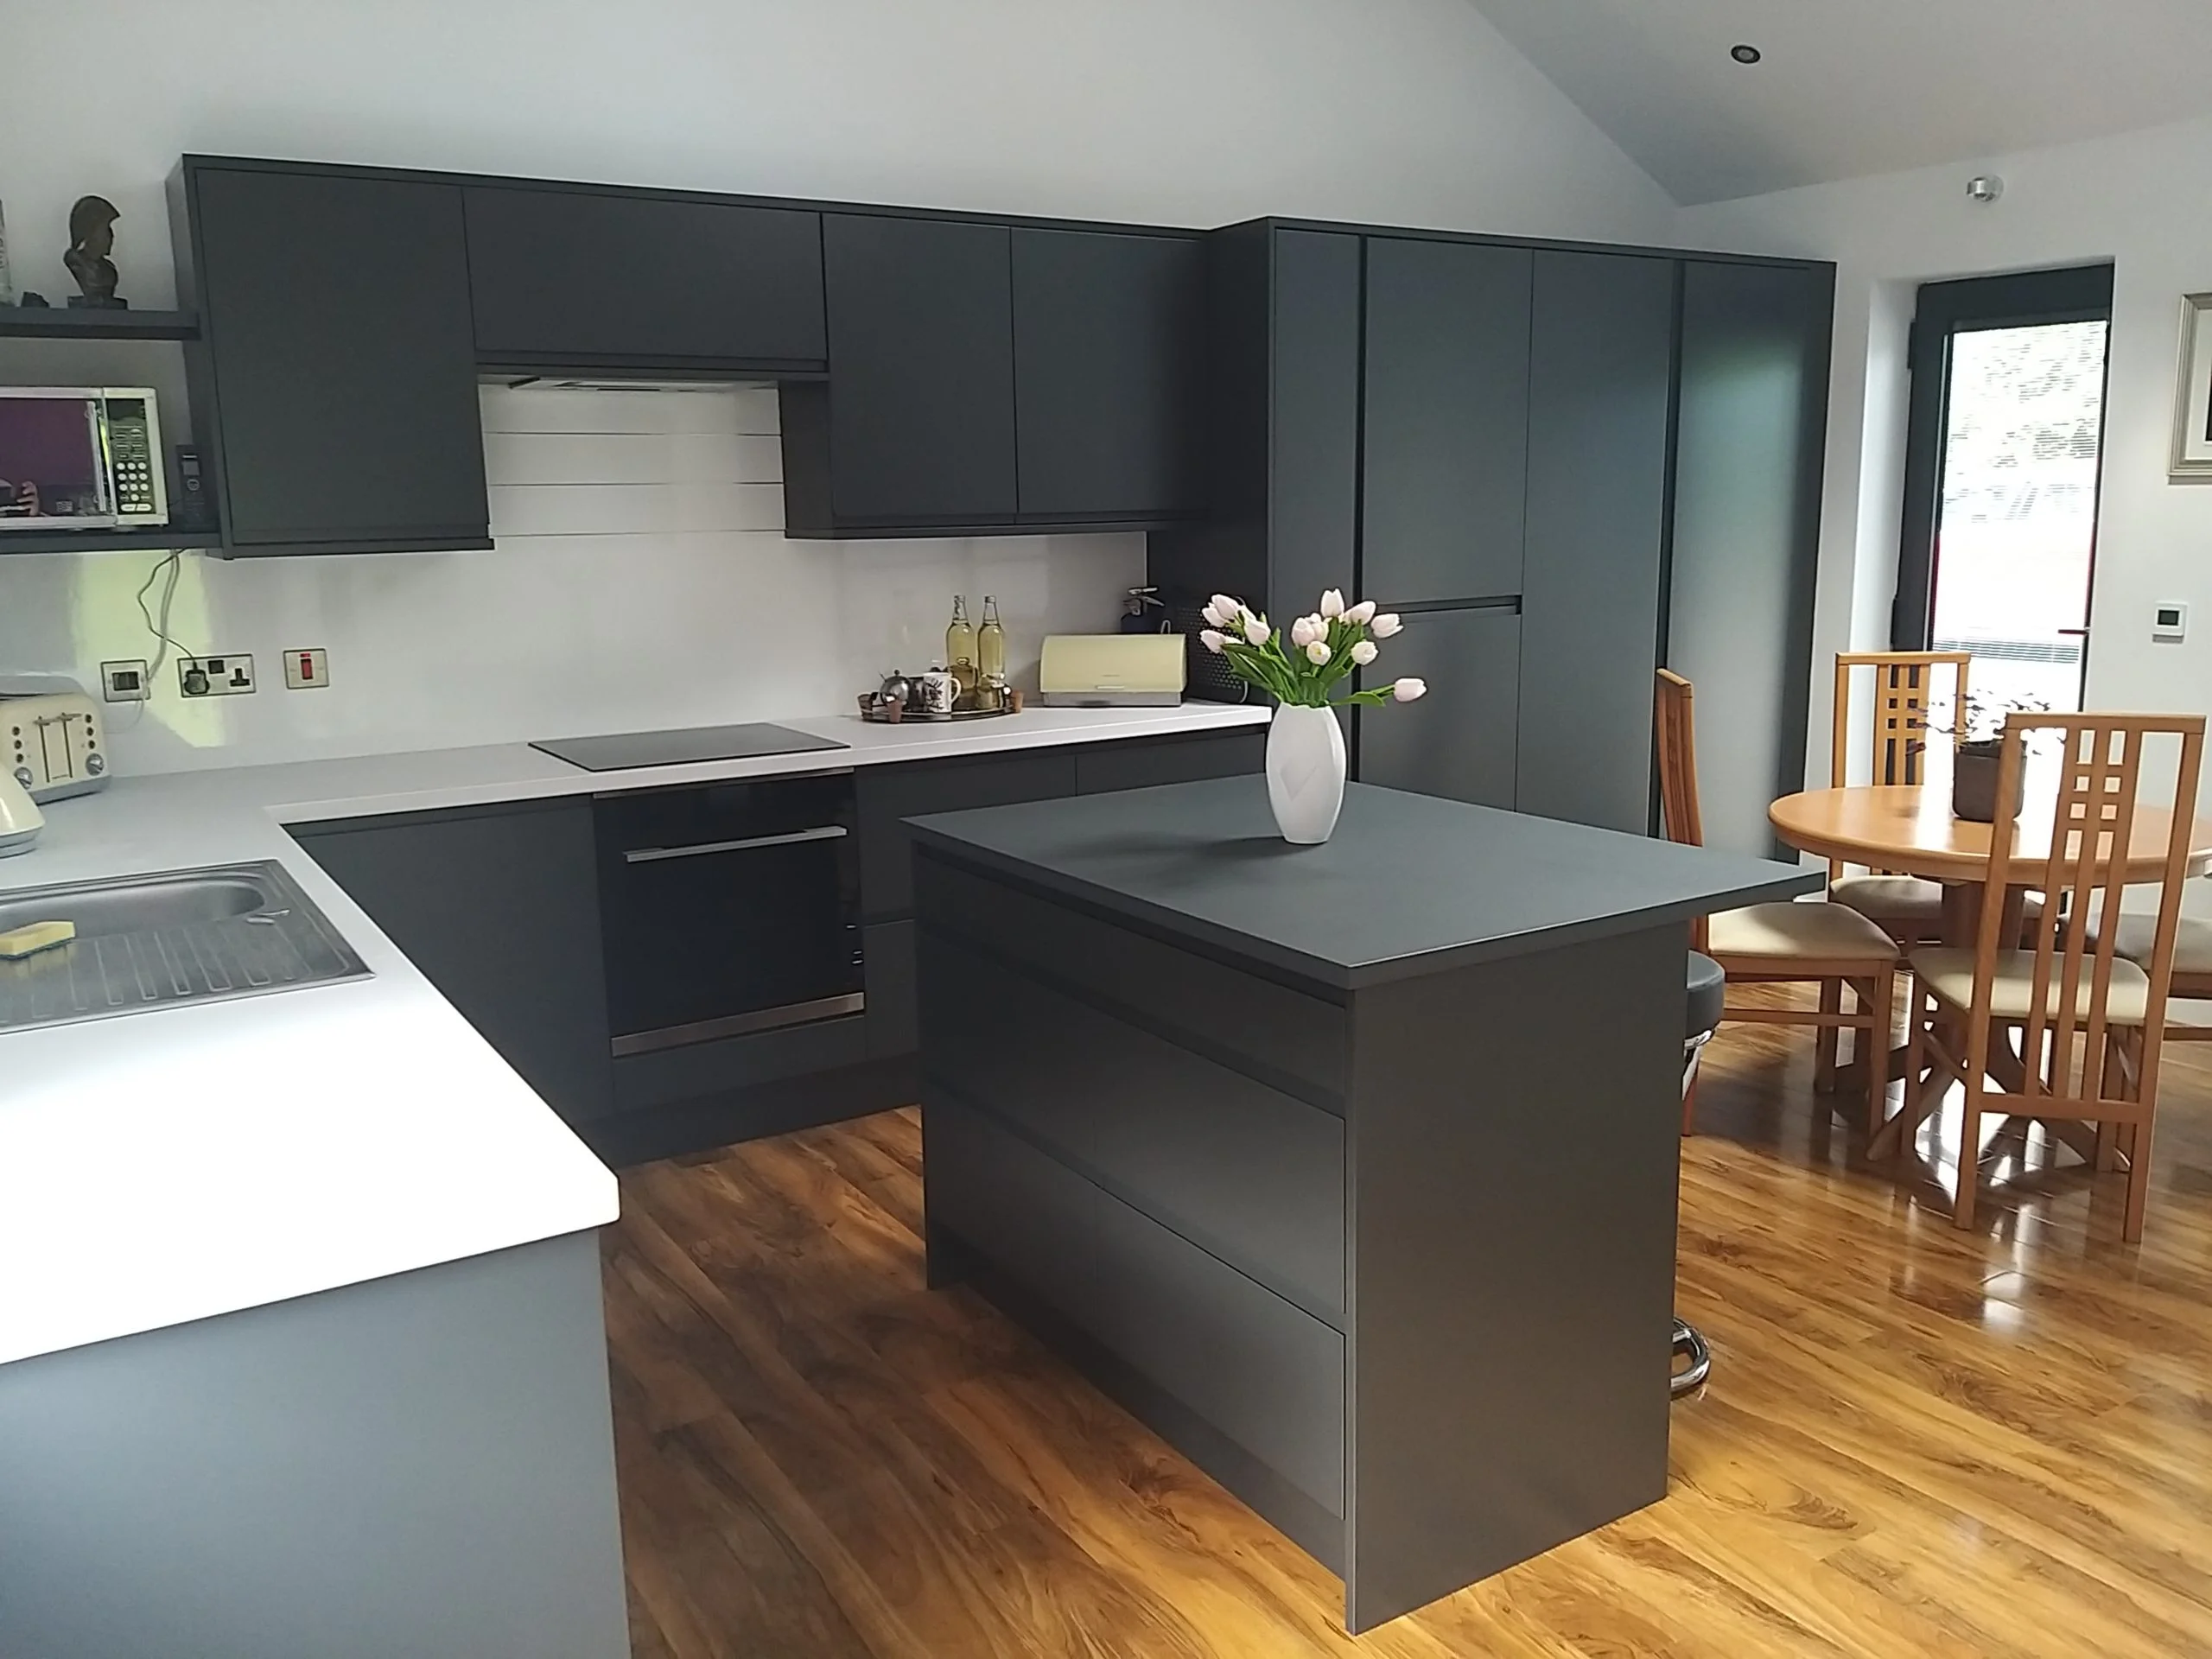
[[0, 702, 1268, 1366]]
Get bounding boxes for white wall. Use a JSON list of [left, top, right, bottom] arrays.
[[0, 387, 1145, 772], [0, 0, 1671, 773], [1677, 112, 2212, 809]]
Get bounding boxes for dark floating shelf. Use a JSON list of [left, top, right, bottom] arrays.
[[1, 526, 222, 556], [0, 307, 200, 341]]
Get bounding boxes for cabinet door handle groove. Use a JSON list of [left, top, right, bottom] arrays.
[[622, 825, 849, 863]]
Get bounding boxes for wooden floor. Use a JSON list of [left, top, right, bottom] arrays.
[[603, 985, 2212, 1656]]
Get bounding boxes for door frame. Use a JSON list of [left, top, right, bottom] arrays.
[[1892, 264, 2116, 671]]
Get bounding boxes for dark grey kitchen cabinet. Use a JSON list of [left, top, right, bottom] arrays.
[[1074, 729, 1264, 794], [1354, 605, 1521, 810], [1667, 259, 1833, 858], [781, 214, 1019, 534], [170, 161, 489, 554], [1360, 238, 1533, 606], [1516, 251, 1677, 834], [290, 798, 613, 1124], [1155, 215, 1829, 845], [1012, 229, 1207, 522], [462, 187, 826, 372], [1152, 225, 1362, 618], [856, 747, 1080, 921]]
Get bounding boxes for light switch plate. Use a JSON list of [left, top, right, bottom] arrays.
[[283, 647, 329, 690], [2153, 601, 2189, 643], [179, 654, 256, 697], [100, 659, 150, 702]]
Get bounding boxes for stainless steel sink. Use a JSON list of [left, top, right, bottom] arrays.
[[0, 861, 369, 1034]]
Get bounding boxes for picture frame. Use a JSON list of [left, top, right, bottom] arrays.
[[2172, 292, 2212, 481]]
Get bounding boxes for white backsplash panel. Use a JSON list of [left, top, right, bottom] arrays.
[[0, 384, 1144, 775]]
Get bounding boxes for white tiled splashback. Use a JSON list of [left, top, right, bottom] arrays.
[[0, 384, 1145, 775]]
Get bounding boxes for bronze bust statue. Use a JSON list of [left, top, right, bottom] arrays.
[[64, 195, 124, 308]]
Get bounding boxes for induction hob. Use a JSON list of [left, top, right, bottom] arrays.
[[531, 723, 850, 773]]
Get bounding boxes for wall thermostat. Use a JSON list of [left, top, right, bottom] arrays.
[[2153, 601, 2189, 643]]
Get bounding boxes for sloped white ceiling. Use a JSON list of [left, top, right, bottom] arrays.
[[1465, 0, 2212, 203]]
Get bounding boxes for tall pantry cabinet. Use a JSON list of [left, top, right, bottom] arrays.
[[1153, 220, 1832, 852]]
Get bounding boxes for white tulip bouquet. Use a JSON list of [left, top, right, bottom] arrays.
[[1198, 589, 1427, 709]]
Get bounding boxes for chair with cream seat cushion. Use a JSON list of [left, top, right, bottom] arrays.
[[1830, 873, 1947, 935], [1707, 901, 1905, 963], [1656, 669, 1900, 1136], [1891, 713, 2205, 1241], [1907, 947, 2152, 1026], [2091, 910, 2212, 1041]]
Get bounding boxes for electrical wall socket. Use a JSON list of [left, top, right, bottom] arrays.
[[100, 659, 151, 702], [283, 647, 330, 690], [179, 654, 256, 697]]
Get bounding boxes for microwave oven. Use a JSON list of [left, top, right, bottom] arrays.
[[0, 386, 168, 531]]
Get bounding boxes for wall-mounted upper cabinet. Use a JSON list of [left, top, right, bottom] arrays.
[[1012, 229, 1206, 523], [171, 160, 490, 556], [463, 188, 826, 374], [782, 214, 1019, 536], [782, 215, 1209, 539]]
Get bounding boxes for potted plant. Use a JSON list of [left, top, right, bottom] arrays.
[[1199, 590, 1426, 844], [1929, 692, 2050, 823]]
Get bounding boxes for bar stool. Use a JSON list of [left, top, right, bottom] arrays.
[[1674, 951, 1724, 1397]]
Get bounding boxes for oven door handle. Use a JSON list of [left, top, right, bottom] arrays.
[[621, 824, 849, 864]]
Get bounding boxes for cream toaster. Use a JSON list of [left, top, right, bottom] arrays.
[[1036, 634, 1186, 707], [4, 691, 108, 802]]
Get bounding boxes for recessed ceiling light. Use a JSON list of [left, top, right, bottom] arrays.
[[1731, 43, 1763, 64]]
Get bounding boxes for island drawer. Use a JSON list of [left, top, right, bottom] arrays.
[[922, 927, 1345, 1323], [926, 1095, 1344, 1517], [913, 851, 1347, 1105]]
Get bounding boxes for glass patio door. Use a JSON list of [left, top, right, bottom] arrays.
[[1894, 265, 2114, 712]]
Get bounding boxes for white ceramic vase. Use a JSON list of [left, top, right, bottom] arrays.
[[1266, 703, 1346, 845]]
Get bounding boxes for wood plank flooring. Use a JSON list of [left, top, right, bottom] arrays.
[[603, 984, 2212, 1656]]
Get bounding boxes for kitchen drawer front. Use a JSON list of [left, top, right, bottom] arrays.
[[922, 928, 1344, 1323], [1076, 1126, 1345, 1520], [1073, 731, 1265, 796], [927, 1089, 1104, 1318], [926, 1095, 1344, 1516], [610, 1007, 872, 1114], [863, 919, 918, 1058], [856, 750, 1077, 920], [913, 851, 1346, 1104]]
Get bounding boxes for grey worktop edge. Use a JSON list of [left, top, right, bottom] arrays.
[[907, 830, 1819, 992]]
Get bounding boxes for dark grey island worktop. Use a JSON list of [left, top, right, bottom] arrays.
[[907, 775, 1818, 989], [908, 777, 1816, 1631]]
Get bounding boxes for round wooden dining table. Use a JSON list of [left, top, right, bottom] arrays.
[[1770, 784, 2212, 945], [1770, 783, 2212, 1154]]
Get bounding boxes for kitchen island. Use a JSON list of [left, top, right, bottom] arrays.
[[909, 777, 1817, 1631]]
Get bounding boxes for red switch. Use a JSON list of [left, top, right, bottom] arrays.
[[298, 652, 315, 682]]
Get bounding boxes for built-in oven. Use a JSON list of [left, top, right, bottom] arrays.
[[594, 772, 862, 1058]]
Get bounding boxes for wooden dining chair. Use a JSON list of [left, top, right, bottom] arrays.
[[1827, 652, 1973, 944], [1893, 713, 2207, 1240], [1656, 669, 1900, 1135], [2096, 911, 2212, 1042]]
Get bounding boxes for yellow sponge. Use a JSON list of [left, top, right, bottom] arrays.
[[0, 920, 75, 959]]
